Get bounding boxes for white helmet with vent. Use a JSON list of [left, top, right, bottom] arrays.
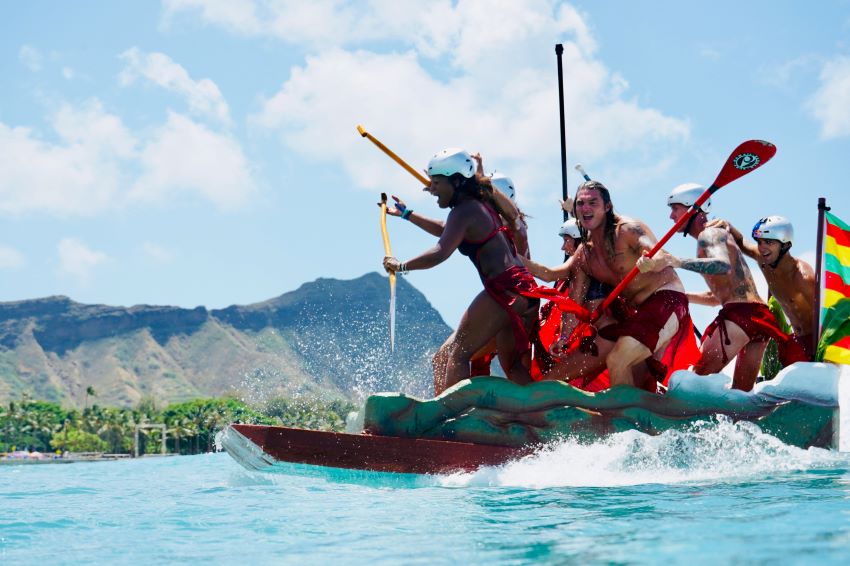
[[427, 148, 475, 178], [558, 219, 581, 239], [490, 172, 515, 201], [667, 182, 711, 213]]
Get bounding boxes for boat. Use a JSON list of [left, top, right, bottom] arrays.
[[222, 362, 850, 475], [221, 423, 531, 474]]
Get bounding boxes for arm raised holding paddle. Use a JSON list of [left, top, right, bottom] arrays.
[[555, 141, 778, 390]]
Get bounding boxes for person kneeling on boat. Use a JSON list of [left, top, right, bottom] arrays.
[[383, 148, 582, 394]]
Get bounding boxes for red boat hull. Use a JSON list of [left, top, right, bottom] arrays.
[[226, 424, 531, 475]]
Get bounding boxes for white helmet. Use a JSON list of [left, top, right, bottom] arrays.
[[490, 172, 515, 201], [427, 148, 475, 178], [558, 219, 581, 239], [667, 182, 711, 213], [752, 216, 793, 244]]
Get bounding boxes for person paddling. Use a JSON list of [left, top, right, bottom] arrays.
[[383, 154, 530, 382], [522, 218, 621, 387], [550, 180, 690, 390], [637, 184, 804, 391], [383, 148, 568, 393], [713, 216, 816, 361]]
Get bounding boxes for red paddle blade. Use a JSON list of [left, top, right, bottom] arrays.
[[710, 140, 776, 191]]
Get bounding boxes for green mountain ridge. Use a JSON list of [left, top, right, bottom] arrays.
[[0, 273, 450, 408]]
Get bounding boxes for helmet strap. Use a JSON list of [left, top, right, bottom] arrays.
[[770, 242, 792, 269], [681, 207, 701, 237]]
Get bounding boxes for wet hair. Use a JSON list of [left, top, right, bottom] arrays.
[[573, 180, 618, 253]]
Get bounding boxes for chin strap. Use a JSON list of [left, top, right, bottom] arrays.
[[769, 243, 792, 269], [681, 207, 703, 237]]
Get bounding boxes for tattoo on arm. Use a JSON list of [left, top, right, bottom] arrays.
[[625, 222, 654, 254], [679, 258, 732, 275], [680, 229, 731, 275]]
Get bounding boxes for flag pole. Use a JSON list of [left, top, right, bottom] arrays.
[[814, 197, 829, 354]]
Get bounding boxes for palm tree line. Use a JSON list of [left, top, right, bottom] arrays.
[[0, 393, 355, 455]]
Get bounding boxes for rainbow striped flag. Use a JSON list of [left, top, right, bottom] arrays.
[[819, 211, 850, 364]]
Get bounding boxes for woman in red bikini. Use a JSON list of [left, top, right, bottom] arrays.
[[383, 148, 579, 394]]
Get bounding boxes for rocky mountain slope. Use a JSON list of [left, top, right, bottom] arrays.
[[0, 273, 450, 408]]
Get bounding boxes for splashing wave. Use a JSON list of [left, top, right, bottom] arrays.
[[439, 417, 843, 488]]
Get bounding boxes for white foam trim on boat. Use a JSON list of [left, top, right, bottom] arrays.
[[839, 364, 850, 452], [220, 425, 276, 471]]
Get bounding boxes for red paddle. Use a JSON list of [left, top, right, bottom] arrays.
[[565, 140, 777, 351]]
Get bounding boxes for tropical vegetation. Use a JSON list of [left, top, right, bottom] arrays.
[[0, 394, 356, 456]]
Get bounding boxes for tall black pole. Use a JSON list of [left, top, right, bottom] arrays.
[[556, 44, 568, 222], [813, 197, 829, 357]]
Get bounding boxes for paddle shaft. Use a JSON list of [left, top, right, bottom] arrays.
[[586, 139, 777, 323], [590, 187, 714, 322], [358, 125, 429, 186], [575, 164, 591, 182], [379, 193, 396, 351], [555, 44, 569, 223]]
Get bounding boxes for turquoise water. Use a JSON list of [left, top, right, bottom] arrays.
[[2, 420, 850, 565]]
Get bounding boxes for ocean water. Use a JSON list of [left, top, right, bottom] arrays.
[[2, 419, 850, 565]]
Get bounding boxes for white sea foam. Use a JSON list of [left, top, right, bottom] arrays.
[[438, 417, 843, 489]]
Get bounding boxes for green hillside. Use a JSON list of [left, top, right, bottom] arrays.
[[0, 273, 450, 408]]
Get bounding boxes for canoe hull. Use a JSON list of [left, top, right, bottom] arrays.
[[222, 423, 531, 475]]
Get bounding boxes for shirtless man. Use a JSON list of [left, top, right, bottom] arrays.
[[637, 184, 796, 391], [717, 216, 815, 361], [533, 180, 689, 389]]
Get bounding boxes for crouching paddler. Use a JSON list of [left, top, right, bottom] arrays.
[[554, 180, 693, 390]]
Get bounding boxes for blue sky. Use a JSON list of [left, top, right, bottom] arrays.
[[2, 1, 850, 334]]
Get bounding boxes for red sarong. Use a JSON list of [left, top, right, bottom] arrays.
[[703, 302, 808, 365]]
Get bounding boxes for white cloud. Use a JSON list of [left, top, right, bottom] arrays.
[[19, 45, 42, 71], [251, 46, 687, 202], [62, 67, 75, 80], [57, 238, 108, 284], [0, 245, 25, 270], [162, 0, 264, 36], [131, 111, 257, 209], [0, 100, 136, 216], [1, 98, 256, 215], [213, 0, 690, 202], [141, 242, 176, 263], [807, 55, 850, 139], [119, 47, 231, 125]]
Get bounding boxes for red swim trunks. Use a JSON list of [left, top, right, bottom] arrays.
[[598, 289, 690, 352], [702, 302, 808, 365]]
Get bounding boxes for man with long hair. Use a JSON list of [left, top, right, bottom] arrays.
[[564, 181, 691, 389]]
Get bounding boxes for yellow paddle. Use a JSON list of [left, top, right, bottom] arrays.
[[379, 192, 396, 352], [357, 125, 429, 185]]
